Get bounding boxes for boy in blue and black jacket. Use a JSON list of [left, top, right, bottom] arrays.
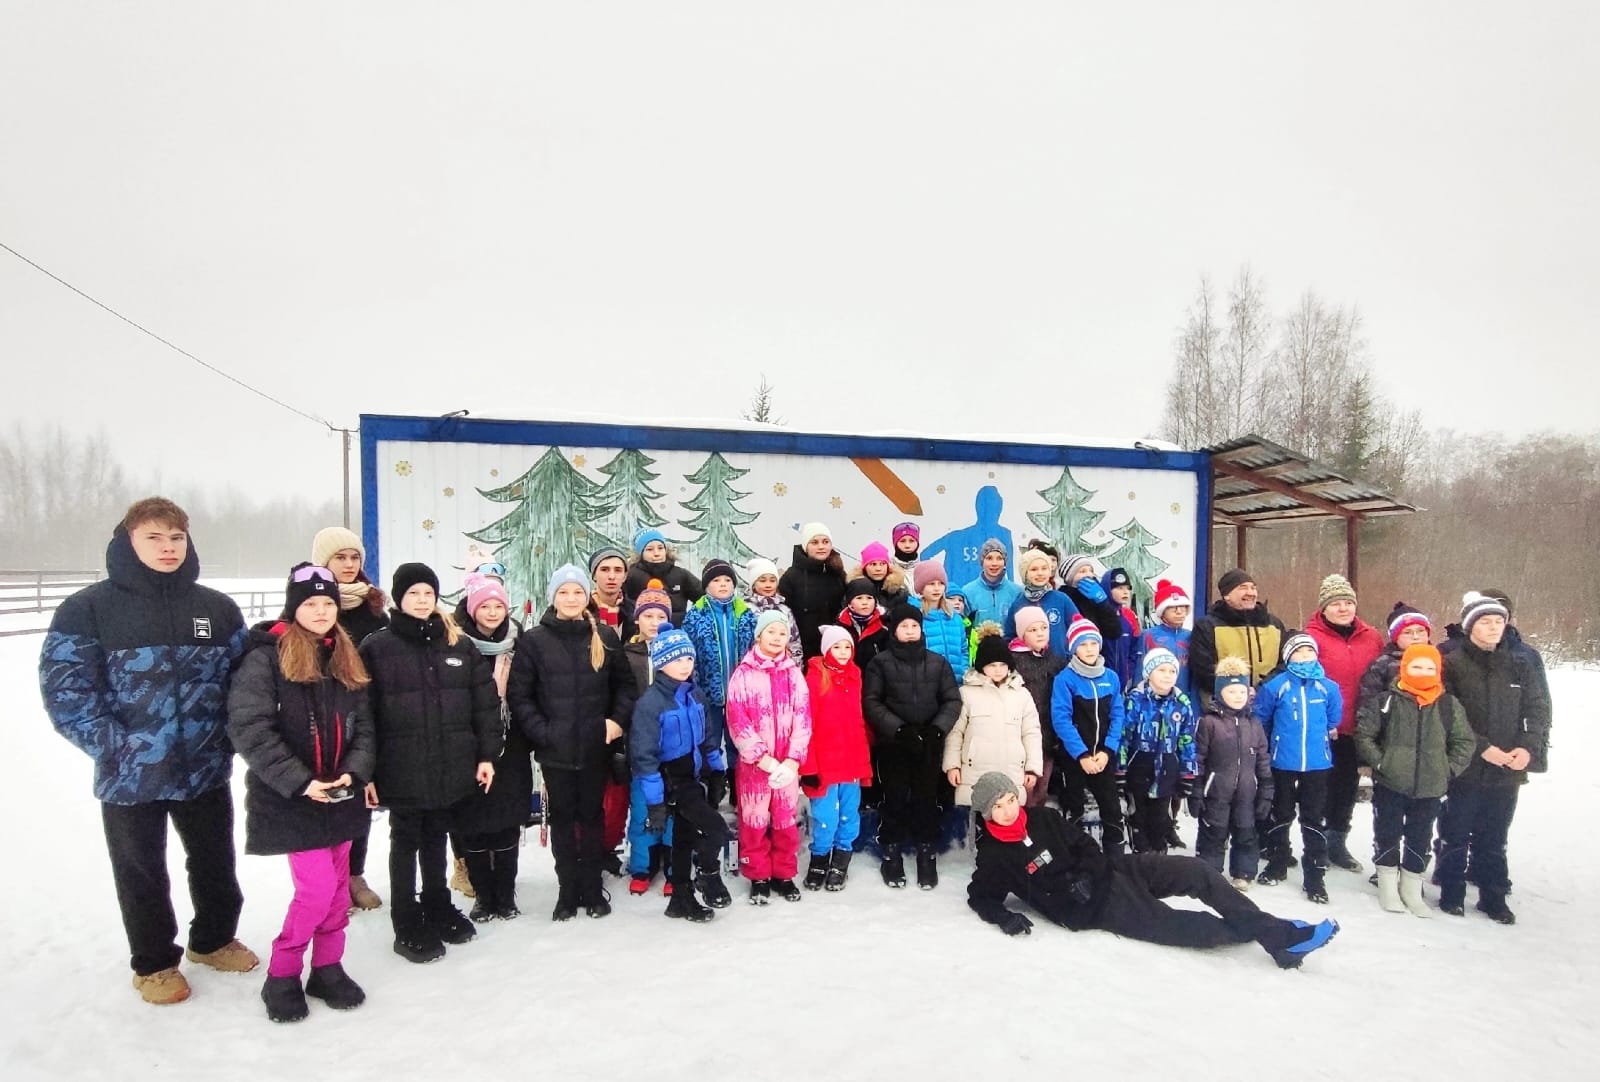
[[1050, 616, 1127, 853], [1254, 633, 1344, 903], [680, 558, 757, 784], [1118, 649, 1197, 854], [630, 629, 733, 920]]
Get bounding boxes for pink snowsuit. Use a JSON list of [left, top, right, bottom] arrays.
[[725, 646, 813, 881]]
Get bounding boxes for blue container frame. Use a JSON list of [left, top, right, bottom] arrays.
[[360, 413, 1213, 605]]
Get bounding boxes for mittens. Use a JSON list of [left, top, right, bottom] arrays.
[[999, 911, 1034, 936], [645, 804, 667, 835], [768, 762, 799, 789]]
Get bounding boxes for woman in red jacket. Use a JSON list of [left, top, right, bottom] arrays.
[[1304, 573, 1384, 874]]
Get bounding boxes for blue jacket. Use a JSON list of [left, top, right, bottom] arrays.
[[629, 674, 727, 807], [1254, 669, 1343, 772], [1005, 590, 1081, 658], [39, 529, 247, 805], [1102, 609, 1145, 691], [1142, 623, 1192, 697], [1050, 663, 1125, 759], [1119, 683, 1197, 798], [912, 601, 972, 683], [680, 595, 756, 707], [961, 574, 1023, 632]]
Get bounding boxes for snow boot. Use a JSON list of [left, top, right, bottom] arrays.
[[585, 886, 613, 919], [423, 891, 476, 944], [1303, 864, 1329, 904], [469, 899, 498, 923], [665, 889, 714, 922], [1476, 891, 1516, 925], [1268, 918, 1340, 970], [1326, 831, 1365, 873], [1438, 881, 1466, 917], [880, 845, 907, 889], [1230, 877, 1252, 893], [696, 873, 733, 909], [449, 856, 476, 898], [185, 939, 259, 973], [770, 877, 801, 902], [749, 879, 771, 905], [348, 874, 383, 911], [916, 845, 939, 890], [463, 850, 496, 920], [1257, 855, 1290, 887], [629, 874, 653, 896], [392, 919, 446, 964], [1398, 869, 1431, 918], [491, 845, 520, 919], [803, 853, 829, 891], [1375, 865, 1405, 913], [304, 962, 366, 1010], [825, 850, 853, 892], [260, 975, 308, 1023], [131, 967, 191, 1006]]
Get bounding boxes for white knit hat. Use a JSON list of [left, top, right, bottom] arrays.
[[311, 526, 364, 568], [745, 557, 780, 582]]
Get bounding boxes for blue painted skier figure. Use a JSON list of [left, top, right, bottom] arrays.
[[922, 486, 1013, 589]]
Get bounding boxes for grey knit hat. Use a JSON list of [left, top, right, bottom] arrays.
[[971, 772, 1021, 821]]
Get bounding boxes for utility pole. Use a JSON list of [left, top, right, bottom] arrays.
[[337, 427, 354, 528]]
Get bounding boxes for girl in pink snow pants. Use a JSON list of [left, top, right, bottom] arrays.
[[725, 610, 813, 904]]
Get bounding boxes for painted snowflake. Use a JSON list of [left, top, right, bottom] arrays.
[[421, 518, 435, 531], [830, 496, 842, 509], [395, 461, 413, 477], [573, 454, 587, 468], [443, 487, 455, 498], [773, 482, 788, 496]]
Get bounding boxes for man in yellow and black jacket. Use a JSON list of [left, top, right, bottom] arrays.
[[1190, 568, 1289, 712]]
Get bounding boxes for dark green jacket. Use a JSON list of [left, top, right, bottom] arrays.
[[1354, 686, 1474, 800]]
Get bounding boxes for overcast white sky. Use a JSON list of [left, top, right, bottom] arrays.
[[3, 1, 1597, 502]]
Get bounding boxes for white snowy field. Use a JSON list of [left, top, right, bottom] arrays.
[[1, 633, 1594, 1082]]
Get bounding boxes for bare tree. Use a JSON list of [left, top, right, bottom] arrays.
[[742, 375, 785, 425], [1162, 276, 1224, 447]]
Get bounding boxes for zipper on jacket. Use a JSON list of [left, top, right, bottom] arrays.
[[1298, 684, 1309, 772]]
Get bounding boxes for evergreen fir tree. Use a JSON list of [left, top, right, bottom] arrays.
[[467, 448, 606, 610], [1100, 518, 1170, 617], [1027, 467, 1108, 554], [592, 448, 668, 549], [676, 452, 761, 573]]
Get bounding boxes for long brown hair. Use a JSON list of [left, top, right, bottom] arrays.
[[279, 621, 371, 690]]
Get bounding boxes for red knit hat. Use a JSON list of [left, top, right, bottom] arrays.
[[1066, 615, 1101, 656], [1152, 579, 1191, 618]]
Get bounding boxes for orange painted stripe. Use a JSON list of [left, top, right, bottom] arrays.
[[851, 457, 923, 515]]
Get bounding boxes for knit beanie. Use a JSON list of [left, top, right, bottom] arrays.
[[1017, 547, 1055, 577], [1460, 591, 1510, 633], [634, 580, 672, 622], [1066, 615, 1101, 655], [547, 564, 592, 606], [1142, 648, 1179, 681], [912, 560, 948, 595], [649, 628, 696, 670], [754, 609, 790, 638], [971, 771, 1021, 821], [1060, 554, 1098, 585], [860, 541, 891, 566], [701, 558, 737, 588], [588, 545, 628, 576], [973, 629, 1013, 671], [311, 526, 364, 569], [745, 557, 779, 583], [1101, 567, 1133, 595], [1318, 573, 1357, 611], [1281, 632, 1318, 663], [892, 522, 920, 545], [391, 562, 440, 602], [818, 625, 852, 658], [1217, 568, 1254, 597], [464, 573, 510, 620], [1152, 579, 1191, 618], [979, 538, 1007, 563], [1214, 656, 1252, 698], [800, 522, 832, 544], [885, 602, 923, 634], [284, 561, 340, 618], [1012, 605, 1049, 634], [633, 527, 667, 555], [845, 577, 879, 601], [1384, 602, 1431, 643]]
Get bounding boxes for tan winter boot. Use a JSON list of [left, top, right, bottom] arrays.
[[1375, 865, 1406, 913], [132, 967, 191, 1005], [185, 939, 260, 973], [450, 857, 476, 898], [349, 874, 383, 910], [1398, 869, 1432, 918]]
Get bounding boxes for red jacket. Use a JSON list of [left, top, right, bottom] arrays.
[[800, 656, 873, 796], [1305, 611, 1384, 735]]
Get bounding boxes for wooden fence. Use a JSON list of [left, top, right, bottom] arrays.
[[0, 570, 286, 637]]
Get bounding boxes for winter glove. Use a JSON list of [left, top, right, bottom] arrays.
[[799, 772, 821, 791], [1186, 793, 1203, 820], [703, 769, 728, 809], [768, 762, 799, 789], [1076, 578, 1108, 604], [998, 911, 1034, 936], [608, 743, 630, 786], [1255, 794, 1274, 823], [645, 804, 667, 835], [1177, 775, 1195, 798]]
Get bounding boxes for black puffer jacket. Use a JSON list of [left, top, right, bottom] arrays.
[[507, 610, 637, 771], [358, 613, 502, 811], [337, 586, 389, 648], [453, 619, 535, 836], [1011, 648, 1066, 738], [967, 807, 1114, 931], [1357, 642, 1403, 717], [623, 561, 701, 627], [862, 640, 962, 741], [779, 546, 848, 660], [1443, 638, 1552, 788], [227, 625, 377, 856]]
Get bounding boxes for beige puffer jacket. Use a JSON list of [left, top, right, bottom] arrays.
[[943, 669, 1043, 805]]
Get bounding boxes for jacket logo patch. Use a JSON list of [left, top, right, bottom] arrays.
[[192, 617, 212, 640], [445, 657, 464, 667], [1026, 848, 1054, 874]]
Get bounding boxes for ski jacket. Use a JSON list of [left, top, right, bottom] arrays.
[[1354, 686, 1474, 800], [630, 673, 726, 808], [226, 625, 376, 855], [625, 636, 652, 695], [1357, 643, 1404, 718], [1118, 683, 1197, 798], [967, 807, 1114, 931], [358, 613, 502, 811], [1141, 623, 1192, 697], [961, 574, 1023, 632], [40, 528, 246, 805], [914, 601, 972, 683], [778, 546, 848, 660], [862, 640, 963, 741], [1050, 663, 1126, 760], [1005, 590, 1081, 657], [506, 610, 636, 772], [725, 646, 812, 767], [944, 669, 1043, 805], [1194, 704, 1273, 822], [623, 560, 701, 627], [1253, 669, 1342, 772], [838, 606, 891, 672], [1304, 611, 1384, 735], [1442, 637, 1552, 787], [1102, 607, 1145, 690], [745, 591, 803, 664], [1190, 600, 1288, 708], [680, 595, 757, 706], [801, 657, 873, 795]]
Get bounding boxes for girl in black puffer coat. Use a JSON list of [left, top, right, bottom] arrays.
[[778, 524, 848, 661], [227, 563, 377, 1021], [359, 563, 502, 964], [622, 528, 702, 631], [508, 564, 638, 921]]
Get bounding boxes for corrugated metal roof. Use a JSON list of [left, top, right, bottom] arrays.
[[1204, 434, 1419, 524]]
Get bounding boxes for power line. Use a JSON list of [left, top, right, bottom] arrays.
[[0, 239, 332, 431]]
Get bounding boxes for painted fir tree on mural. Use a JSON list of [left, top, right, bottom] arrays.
[[468, 448, 611, 609], [676, 452, 761, 574], [1100, 517, 1169, 617], [1028, 466, 1108, 554]]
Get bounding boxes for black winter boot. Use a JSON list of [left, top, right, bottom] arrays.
[[392, 917, 446, 964], [665, 889, 714, 922], [462, 849, 496, 916], [491, 845, 520, 920], [825, 850, 853, 891], [748, 879, 771, 905], [916, 845, 939, 890], [261, 975, 308, 1023], [552, 872, 580, 921], [1477, 891, 1517, 925], [304, 963, 365, 1010], [1438, 881, 1466, 916], [695, 873, 733, 909], [880, 845, 907, 888], [422, 889, 476, 944], [803, 853, 829, 891], [1326, 831, 1365, 873], [1303, 864, 1329, 904], [770, 877, 801, 902]]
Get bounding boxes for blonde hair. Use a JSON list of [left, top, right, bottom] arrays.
[[278, 621, 370, 690], [437, 607, 464, 647], [584, 611, 607, 671]]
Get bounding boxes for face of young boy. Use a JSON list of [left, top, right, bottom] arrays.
[[327, 548, 363, 584], [661, 656, 695, 681], [981, 551, 1006, 577], [1289, 645, 1317, 664], [848, 593, 878, 616], [894, 619, 923, 643], [641, 541, 668, 563], [983, 661, 1010, 684], [1404, 656, 1438, 679], [1110, 585, 1132, 607], [863, 560, 889, 581], [1074, 639, 1101, 665], [593, 557, 627, 598], [1022, 622, 1050, 652], [758, 623, 791, 655], [949, 595, 966, 616], [1162, 604, 1190, 628], [401, 584, 437, 619], [129, 522, 188, 573], [296, 595, 339, 636], [753, 573, 779, 597], [706, 576, 735, 601], [1468, 615, 1506, 649], [1147, 664, 1178, 696], [989, 791, 1021, 827], [829, 640, 854, 665], [636, 608, 667, 640], [1219, 683, 1250, 710], [1395, 625, 1429, 648]]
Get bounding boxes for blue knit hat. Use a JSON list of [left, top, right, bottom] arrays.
[[633, 528, 667, 555], [547, 564, 592, 606], [1142, 648, 1179, 681], [755, 609, 790, 638], [649, 628, 696, 670]]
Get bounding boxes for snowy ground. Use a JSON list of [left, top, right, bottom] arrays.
[[1, 633, 1594, 1081]]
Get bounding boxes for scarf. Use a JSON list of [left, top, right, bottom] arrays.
[[848, 610, 871, 632], [1068, 655, 1105, 680], [1287, 659, 1326, 681], [338, 581, 371, 611], [1397, 644, 1444, 707], [985, 808, 1029, 843], [1022, 582, 1051, 603]]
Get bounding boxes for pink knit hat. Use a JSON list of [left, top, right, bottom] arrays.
[[892, 522, 920, 545], [1012, 606, 1049, 635], [464, 573, 510, 620], [912, 560, 948, 595], [860, 541, 891, 565], [818, 625, 853, 657]]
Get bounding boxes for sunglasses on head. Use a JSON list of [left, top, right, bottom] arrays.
[[292, 565, 337, 584], [474, 561, 507, 578]]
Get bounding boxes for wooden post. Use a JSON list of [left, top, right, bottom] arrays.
[[1236, 524, 1248, 570], [1345, 515, 1359, 590]]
